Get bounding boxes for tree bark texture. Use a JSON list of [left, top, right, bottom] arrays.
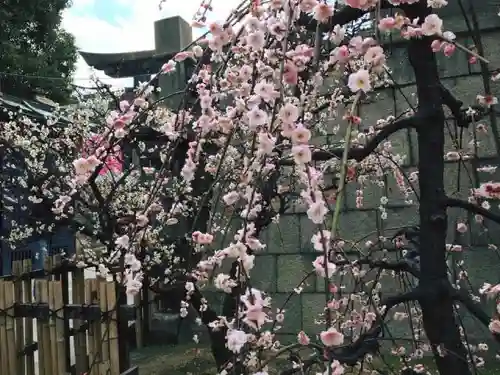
[[405, 3, 471, 375]]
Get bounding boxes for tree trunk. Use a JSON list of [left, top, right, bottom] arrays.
[[408, 24, 472, 375]]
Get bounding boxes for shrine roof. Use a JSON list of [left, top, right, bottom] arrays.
[[79, 50, 177, 78]]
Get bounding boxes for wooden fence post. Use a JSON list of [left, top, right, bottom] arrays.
[[13, 261, 25, 375], [108, 281, 120, 375], [0, 280, 8, 371], [85, 278, 101, 375], [53, 281, 67, 375], [48, 281, 57, 374], [5, 280, 17, 374], [34, 279, 48, 375], [97, 279, 108, 375], [22, 260, 35, 375], [1, 261, 137, 375], [73, 242, 88, 374]]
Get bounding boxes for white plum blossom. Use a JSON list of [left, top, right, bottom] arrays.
[[226, 329, 248, 353]]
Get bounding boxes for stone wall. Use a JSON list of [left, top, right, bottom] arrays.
[[217, 4, 500, 344]]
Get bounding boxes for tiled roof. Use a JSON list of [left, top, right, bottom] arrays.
[[0, 93, 70, 123]]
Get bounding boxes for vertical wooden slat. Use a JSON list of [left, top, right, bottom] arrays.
[[0, 281, 10, 371], [86, 278, 102, 375], [107, 282, 120, 375], [48, 282, 58, 375], [53, 281, 67, 375], [5, 281, 18, 375], [13, 261, 25, 375], [73, 242, 88, 374], [84, 279, 94, 373], [34, 280, 45, 375], [38, 279, 53, 375], [23, 260, 35, 375], [41, 257, 53, 375], [61, 269, 71, 372], [99, 280, 110, 375]]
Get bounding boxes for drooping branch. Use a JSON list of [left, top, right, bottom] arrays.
[[148, 278, 234, 369], [439, 84, 491, 128], [335, 258, 421, 278], [363, 259, 420, 278], [444, 197, 500, 225], [281, 288, 422, 375], [187, 286, 234, 368], [297, 1, 397, 33], [451, 287, 500, 345], [280, 116, 415, 165]]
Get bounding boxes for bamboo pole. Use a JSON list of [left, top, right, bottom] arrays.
[[53, 281, 67, 375], [48, 282, 58, 375], [73, 242, 88, 374], [99, 280, 110, 375], [23, 260, 35, 375], [5, 281, 18, 375], [0, 280, 8, 371], [107, 281, 120, 375], [13, 261, 25, 375]]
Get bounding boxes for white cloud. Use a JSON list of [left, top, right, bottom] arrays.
[[62, 0, 241, 88]]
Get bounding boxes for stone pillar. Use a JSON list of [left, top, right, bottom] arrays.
[[154, 16, 193, 110]]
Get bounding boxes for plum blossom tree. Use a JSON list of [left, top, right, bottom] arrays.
[[2, 1, 500, 375]]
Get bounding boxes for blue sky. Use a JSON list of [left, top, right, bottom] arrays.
[[70, 0, 136, 27], [62, 0, 239, 87], [86, 0, 133, 25]]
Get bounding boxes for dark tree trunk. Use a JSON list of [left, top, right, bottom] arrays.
[[405, 4, 471, 374]]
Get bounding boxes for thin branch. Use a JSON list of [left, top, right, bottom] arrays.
[[281, 289, 422, 375], [333, 257, 420, 277], [452, 288, 500, 344], [444, 197, 500, 225], [297, 1, 396, 33], [440, 84, 490, 128], [280, 116, 415, 165]]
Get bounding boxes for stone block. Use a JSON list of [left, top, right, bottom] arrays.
[[271, 293, 303, 334], [251, 255, 277, 293], [301, 293, 327, 333], [443, 161, 474, 201], [344, 180, 384, 210], [379, 206, 419, 234], [360, 88, 398, 127], [470, 215, 500, 247], [442, 124, 499, 159], [277, 254, 317, 293], [299, 214, 318, 253], [482, 31, 500, 70], [393, 85, 418, 117], [442, 75, 488, 108], [274, 333, 299, 346], [315, 263, 359, 293], [265, 215, 301, 254], [386, 47, 415, 86], [446, 206, 471, 244], [462, 246, 500, 289], [337, 209, 379, 243]]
